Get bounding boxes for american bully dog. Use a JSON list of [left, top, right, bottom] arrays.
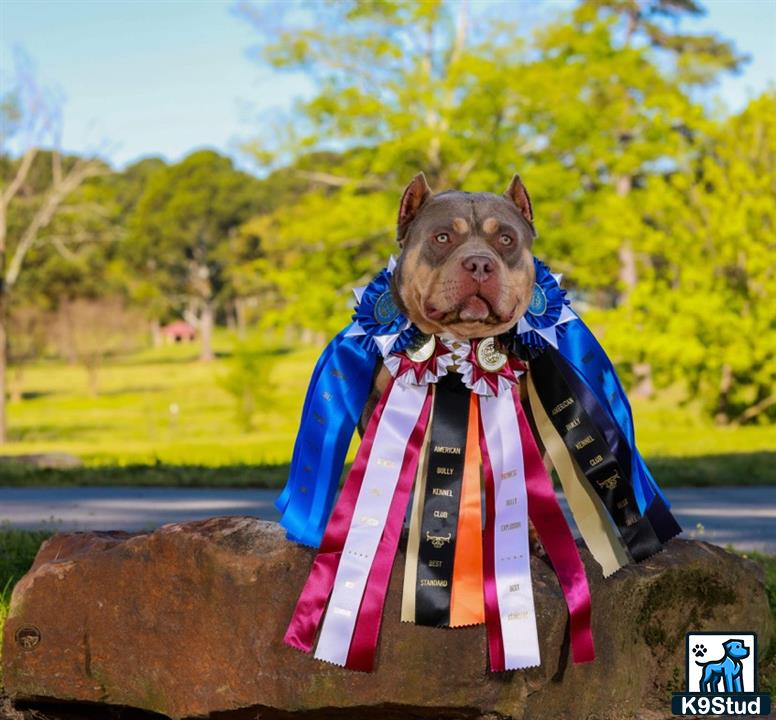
[[360, 171, 538, 427], [697, 639, 750, 693], [360, 172, 542, 548]]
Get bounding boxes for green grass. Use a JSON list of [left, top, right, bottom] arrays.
[[0, 338, 773, 487]]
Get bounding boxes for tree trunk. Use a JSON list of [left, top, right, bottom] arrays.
[[616, 175, 637, 304], [11, 365, 23, 403], [150, 319, 162, 348], [200, 302, 215, 362], [631, 362, 654, 398], [87, 363, 99, 397], [235, 298, 248, 340], [714, 362, 733, 425]]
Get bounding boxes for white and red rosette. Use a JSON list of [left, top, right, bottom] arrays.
[[446, 336, 527, 396], [383, 334, 455, 386]]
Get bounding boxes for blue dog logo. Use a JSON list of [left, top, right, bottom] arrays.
[[695, 638, 750, 693]]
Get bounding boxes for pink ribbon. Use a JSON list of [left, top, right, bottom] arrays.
[[515, 387, 595, 664], [283, 377, 394, 653], [346, 388, 433, 671]]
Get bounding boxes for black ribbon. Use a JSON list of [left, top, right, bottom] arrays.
[[553, 350, 681, 543], [415, 373, 470, 627], [530, 348, 663, 563]]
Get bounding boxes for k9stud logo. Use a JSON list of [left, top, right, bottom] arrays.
[[672, 632, 771, 716]]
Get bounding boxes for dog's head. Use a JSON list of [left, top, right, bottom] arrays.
[[723, 639, 750, 660], [392, 172, 537, 340]]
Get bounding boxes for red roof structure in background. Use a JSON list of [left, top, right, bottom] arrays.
[[160, 320, 197, 342]]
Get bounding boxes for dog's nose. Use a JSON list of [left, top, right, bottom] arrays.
[[462, 254, 494, 282]]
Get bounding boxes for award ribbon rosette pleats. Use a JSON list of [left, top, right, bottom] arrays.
[[277, 256, 681, 673]]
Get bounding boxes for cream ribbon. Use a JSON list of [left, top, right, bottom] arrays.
[[400, 393, 434, 622], [526, 372, 629, 577]]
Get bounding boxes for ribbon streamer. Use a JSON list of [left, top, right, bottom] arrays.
[[557, 320, 681, 542], [277, 326, 377, 547], [530, 349, 662, 563], [450, 393, 485, 627], [284, 375, 393, 654], [314, 380, 431, 666], [526, 373, 629, 577], [415, 373, 471, 627], [515, 388, 594, 663], [479, 389, 540, 671], [345, 387, 433, 671], [400, 399, 432, 623]]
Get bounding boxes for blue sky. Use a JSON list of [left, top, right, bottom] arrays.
[[2, 0, 774, 171]]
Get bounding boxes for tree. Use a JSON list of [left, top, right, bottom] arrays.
[[0, 52, 105, 442], [235, 0, 764, 423], [593, 92, 776, 423], [125, 150, 262, 361], [527, 0, 746, 299], [7, 304, 49, 402], [52, 297, 145, 395], [237, 0, 743, 330], [218, 336, 279, 431]]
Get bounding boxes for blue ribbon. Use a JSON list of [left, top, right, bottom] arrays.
[[275, 323, 376, 547], [556, 318, 681, 542]]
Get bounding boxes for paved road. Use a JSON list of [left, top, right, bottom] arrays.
[[1, 485, 774, 553]]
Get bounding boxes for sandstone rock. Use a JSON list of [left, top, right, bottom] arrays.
[[2, 517, 772, 720]]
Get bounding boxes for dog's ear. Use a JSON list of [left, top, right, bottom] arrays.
[[503, 174, 535, 229], [397, 172, 432, 242]]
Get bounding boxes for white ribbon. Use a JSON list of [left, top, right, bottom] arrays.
[[314, 380, 429, 666], [479, 390, 541, 669]]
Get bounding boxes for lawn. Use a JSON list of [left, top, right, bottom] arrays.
[[0, 337, 774, 487]]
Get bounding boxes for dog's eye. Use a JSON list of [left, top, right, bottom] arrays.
[[499, 234, 513, 246], [435, 233, 450, 244]]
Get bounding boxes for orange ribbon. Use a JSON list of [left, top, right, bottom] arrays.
[[450, 392, 485, 626]]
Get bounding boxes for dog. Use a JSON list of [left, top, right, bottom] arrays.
[[360, 171, 538, 429], [696, 639, 749, 693], [360, 172, 542, 549]]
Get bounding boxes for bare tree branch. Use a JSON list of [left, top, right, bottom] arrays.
[[0, 148, 40, 256], [292, 169, 382, 189], [5, 155, 105, 288], [732, 394, 776, 426]]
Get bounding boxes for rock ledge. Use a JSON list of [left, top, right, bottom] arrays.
[[2, 516, 772, 720]]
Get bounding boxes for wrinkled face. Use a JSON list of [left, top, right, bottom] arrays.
[[392, 176, 537, 340]]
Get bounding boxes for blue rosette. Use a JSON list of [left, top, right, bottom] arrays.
[[506, 257, 576, 352], [346, 257, 419, 356]]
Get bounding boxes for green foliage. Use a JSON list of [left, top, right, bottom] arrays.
[[0, 1, 770, 428], [124, 150, 262, 317], [1, 344, 774, 486], [0, 525, 53, 585], [597, 93, 776, 423], [233, 0, 769, 424], [218, 337, 282, 431]]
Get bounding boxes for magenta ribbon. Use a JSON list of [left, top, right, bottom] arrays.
[[514, 387, 595, 664], [346, 388, 433, 671], [478, 404, 506, 672], [283, 377, 394, 653]]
